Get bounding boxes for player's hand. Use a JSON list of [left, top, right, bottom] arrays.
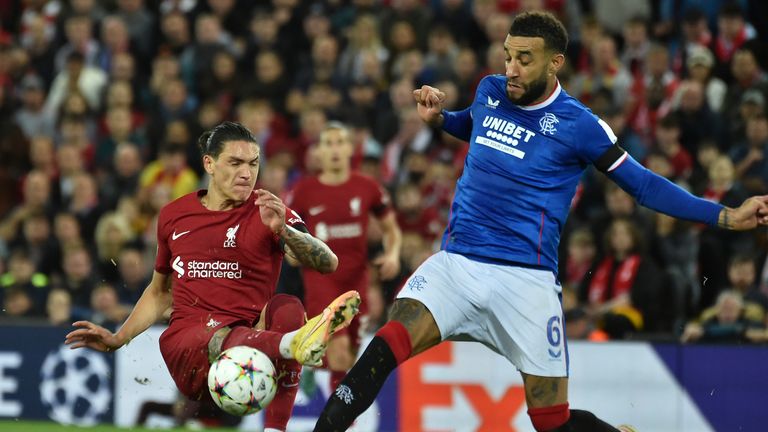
[[719, 195, 768, 230], [255, 189, 287, 234], [413, 85, 446, 127], [65, 321, 123, 352], [373, 253, 400, 281]]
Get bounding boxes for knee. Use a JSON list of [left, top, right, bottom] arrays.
[[265, 294, 305, 332]]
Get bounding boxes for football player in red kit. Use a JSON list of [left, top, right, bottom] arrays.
[[288, 122, 402, 390], [65, 122, 360, 432]]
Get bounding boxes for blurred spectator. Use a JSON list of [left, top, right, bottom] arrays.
[[655, 114, 693, 181], [89, 282, 130, 330], [14, 74, 54, 139], [730, 112, 768, 194], [563, 227, 597, 306], [683, 45, 726, 112], [115, 247, 149, 304], [569, 35, 632, 107], [181, 14, 232, 95], [0, 170, 52, 243], [51, 212, 85, 274], [681, 290, 763, 343], [242, 50, 290, 113], [146, 79, 195, 154], [54, 15, 100, 72], [46, 288, 73, 326], [698, 155, 753, 310], [100, 142, 143, 210], [394, 182, 442, 243], [45, 52, 107, 119], [721, 48, 768, 131], [564, 308, 609, 342], [627, 44, 677, 144], [294, 34, 342, 92], [139, 142, 199, 202], [29, 135, 57, 179], [674, 80, 724, 155], [338, 14, 388, 85], [651, 213, 699, 327], [159, 11, 191, 57], [382, 107, 434, 185], [423, 25, 459, 82], [96, 106, 146, 168], [592, 0, 650, 36], [94, 212, 135, 283], [198, 50, 239, 116], [0, 248, 49, 317], [55, 245, 98, 308], [587, 218, 662, 338], [14, 211, 57, 275], [690, 140, 721, 191], [116, 0, 155, 61], [69, 172, 103, 243], [621, 16, 650, 77], [712, 2, 756, 81], [54, 142, 86, 207], [725, 254, 768, 314]]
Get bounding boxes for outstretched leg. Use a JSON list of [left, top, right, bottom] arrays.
[[523, 374, 620, 432], [313, 298, 441, 432]]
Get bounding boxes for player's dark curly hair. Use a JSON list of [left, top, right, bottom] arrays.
[[508, 11, 568, 54], [198, 121, 258, 158]]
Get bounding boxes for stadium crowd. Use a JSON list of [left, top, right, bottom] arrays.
[[0, 0, 767, 345]]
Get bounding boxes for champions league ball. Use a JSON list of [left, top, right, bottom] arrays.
[[208, 346, 277, 416]]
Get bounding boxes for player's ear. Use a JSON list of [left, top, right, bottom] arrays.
[[203, 154, 215, 175], [549, 52, 565, 76]]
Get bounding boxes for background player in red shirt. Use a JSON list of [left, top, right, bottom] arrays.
[[288, 122, 402, 390], [65, 122, 360, 432]]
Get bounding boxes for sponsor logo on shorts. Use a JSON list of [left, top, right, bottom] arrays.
[[408, 275, 427, 291]]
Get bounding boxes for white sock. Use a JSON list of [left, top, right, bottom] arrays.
[[279, 330, 298, 359]]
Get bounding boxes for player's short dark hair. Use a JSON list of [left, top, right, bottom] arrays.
[[198, 121, 257, 158], [508, 11, 568, 54]]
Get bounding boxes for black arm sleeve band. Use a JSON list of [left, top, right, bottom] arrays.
[[594, 144, 626, 173]]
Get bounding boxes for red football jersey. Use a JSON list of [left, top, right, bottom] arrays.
[[287, 173, 391, 292], [155, 190, 305, 326]]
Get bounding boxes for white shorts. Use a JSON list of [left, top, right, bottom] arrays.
[[397, 250, 568, 377]]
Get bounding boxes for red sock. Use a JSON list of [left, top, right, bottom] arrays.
[[528, 403, 570, 431], [263, 294, 305, 431], [264, 358, 301, 430], [375, 321, 412, 365]]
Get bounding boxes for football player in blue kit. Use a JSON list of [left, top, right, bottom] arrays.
[[313, 11, 768, 432]]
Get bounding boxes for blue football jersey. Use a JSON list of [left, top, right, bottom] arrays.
[[442, 75, 620, 272]]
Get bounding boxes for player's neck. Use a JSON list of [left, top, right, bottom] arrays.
[[201, 189, 243, 211], [318, 168, 350, 185]]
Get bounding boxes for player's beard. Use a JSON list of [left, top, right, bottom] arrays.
[[506, 72, 549, 106]]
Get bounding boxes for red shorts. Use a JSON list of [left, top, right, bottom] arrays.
[[303, 280, 368, 350], [159, 317, 231, 400]]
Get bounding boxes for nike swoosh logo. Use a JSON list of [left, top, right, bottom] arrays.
[[171, 230, 190, 240], [308, 206, 325, 216]]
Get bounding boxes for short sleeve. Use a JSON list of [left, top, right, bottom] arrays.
[[285, 206, 307, 231], [154, 208, 172, 274], [575, 111, 622, 169], [370, 182, 392, 218]]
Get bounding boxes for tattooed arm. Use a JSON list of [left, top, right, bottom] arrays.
[[280, 226, 338, 273]]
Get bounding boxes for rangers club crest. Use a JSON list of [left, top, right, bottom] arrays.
[[539, 112, 559, 135]]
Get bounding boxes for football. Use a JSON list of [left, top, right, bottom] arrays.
[[207, 346, 278, 416]]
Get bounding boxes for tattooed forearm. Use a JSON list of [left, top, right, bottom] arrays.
[[281, 226, 338, 273], [718, 208, 733, 230]]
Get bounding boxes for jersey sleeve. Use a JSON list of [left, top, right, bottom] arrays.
[[285, 206, 308, 232], [370, 181, 393, 218], [575, 111, 625, 172], [154, 207, 172, 274]]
